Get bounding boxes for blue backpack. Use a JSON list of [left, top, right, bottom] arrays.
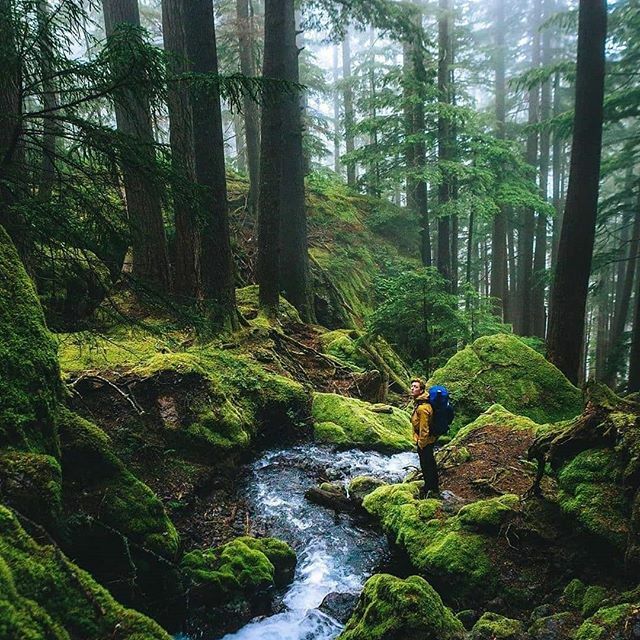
[[428, 385, 455, 437]]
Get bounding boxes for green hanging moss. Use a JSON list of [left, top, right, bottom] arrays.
[[312, 393, 413, 452], [338, 573, 465, 640], [0, 505, 170, 639], [0, 225, 61, 457], [427, 334, 582, 433]]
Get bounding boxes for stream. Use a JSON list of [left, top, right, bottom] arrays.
[[188, 445, 416, 640]]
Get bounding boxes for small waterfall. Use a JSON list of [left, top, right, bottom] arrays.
[[217, 445, 416, 640]]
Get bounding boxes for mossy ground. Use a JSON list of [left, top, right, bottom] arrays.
[[338, 574, 465, 640], [0, 505, 170, 639], [312, 392, 413, 452], [428, 334, 582, 434]]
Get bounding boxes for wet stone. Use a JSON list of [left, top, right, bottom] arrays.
[[318, 592, 359, 624]]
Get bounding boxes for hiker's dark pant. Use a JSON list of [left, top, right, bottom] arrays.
[[418, 443, 439, 492]]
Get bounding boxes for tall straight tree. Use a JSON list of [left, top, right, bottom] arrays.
[[547, 0, 607, 384], [491, 0, 509, 320], [187, 0, 238, 329], [437, 0, 453, 286], [405, 12, 431, 267], [102, 0, 171, 294], [236, 0, 260, 213], [162, 0, 199, 299], [279, 0, 314, 321], [532, 0, 554, 338], [257, 0, 286, 316], [517, 0, 541, 335], [630, 258, 640, 392], [342, 30, 356, 188]]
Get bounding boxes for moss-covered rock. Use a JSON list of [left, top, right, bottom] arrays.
[[470, 612, 524, 639], [427, 334, 582, 433], [527, 612, 578, 640], [556, 449, 630, 552], [0, 452, 62, 529], [59, 408, 179, 558], [362, 484, 498, 601], [0, 505, 170, 639], [312, 393, 413, 452], [348, 476, 387, 501], [457, 494, 520, 533], [563, 578, 587, 610], [574, 603, 637, 640], [338, 573, 465, 640], [581, 585, 610, 618], [181, 536, 296, 606], [0, 225, 61, 457]]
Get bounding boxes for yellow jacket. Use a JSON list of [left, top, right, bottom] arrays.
[[411, 392, 436, 448]]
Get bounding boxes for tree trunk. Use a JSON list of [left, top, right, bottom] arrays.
[[279, 0, 315, 322], [0, 0, 25, 260], [257, 0, 286, 316], [629, 256, 640, 392], [518, 0, 541, 335], [547, 0, 607, 384], [606, 196, 640, 384], [595, 268, 611, 381], [411, 14, 431, 267], [186, 0, 238, 328], [551, 69, 563, 271], [532, 0, 553, 338], [102, 0, 171, 294], [403, 41, 416, 214], [236, 0, 260, 213], [36, 0, 58, 202], [491, 0, 508, 319], [333, 45, 341, 175], [342, 30, 356, 188], [437, 0, 452, 286], [162, 0, 200, 299]]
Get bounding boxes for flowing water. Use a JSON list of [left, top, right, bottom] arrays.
[[191, 445, 416, 640]]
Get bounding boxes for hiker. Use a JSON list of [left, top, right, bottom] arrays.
[[410, 378, 439, 498]]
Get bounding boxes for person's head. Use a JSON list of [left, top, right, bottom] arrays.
[[410, 378, 426, 399]]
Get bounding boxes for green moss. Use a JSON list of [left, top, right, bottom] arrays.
[[58, 409, 179, 558], [557, 450, 630, 551], [471, 612, 524, 639], [458, 495, 520, 532], [233, 536, 297, 587], [0, 452, 62, 529], [317, 329, 410, 389], [236, 285, 302, 325], [574, 604, 635, 640], [451, 404, 544, 444], [315, 421, 350, 444], [181, 536, 296, 604], [0, 505, 170, 639], [348, 476, 387, 501], [0, 225, 61, 457], [563, 578, 586, 609], [338, 574, 465, 640], [362, 484, 497, 600], [312, 393, 413, 452], [427, 334, 582, 433], [581, 585, 609, 617], [527, 612, 577, 639]]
